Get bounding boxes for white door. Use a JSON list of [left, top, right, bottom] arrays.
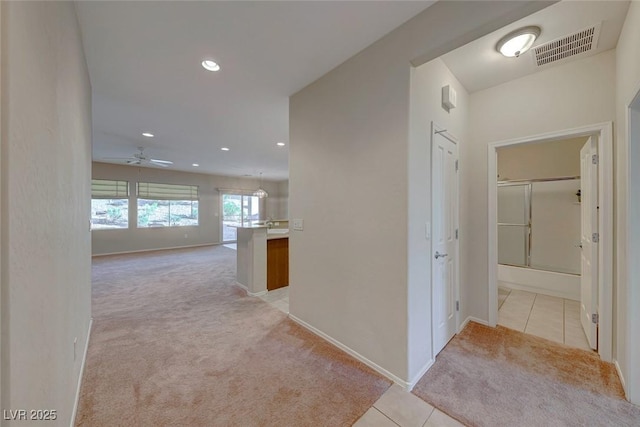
[[432, 127, 459, 356], [580, 137, 598, 350]]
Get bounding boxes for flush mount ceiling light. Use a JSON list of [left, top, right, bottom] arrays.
[[496, 26, 541, 57], [254, 172, 268, 199], [142, 132, 154, 138], [276, 142, 286, 147], [192, 163, 199, 167], [201, 60, 221, 72], [221, 147, 230, 151]]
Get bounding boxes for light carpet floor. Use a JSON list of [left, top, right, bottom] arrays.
[[412, 322, 640, 427], [76, 246, 391, 426]]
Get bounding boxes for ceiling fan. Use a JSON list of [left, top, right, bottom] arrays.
[[103, 147, 173, 168]]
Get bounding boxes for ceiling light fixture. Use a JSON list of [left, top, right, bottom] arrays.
[[221, 147, 230, 151], [192, 163, 199, 167], [496, 26, 541, 58], [254, 172, 268, 199], [276, 142, 286, 147], [201, 60, 221, 72], [142, 132, 154, 138]]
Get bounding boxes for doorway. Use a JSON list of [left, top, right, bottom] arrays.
[[220, 192, 262, 243], [488, 122, 613, 361]]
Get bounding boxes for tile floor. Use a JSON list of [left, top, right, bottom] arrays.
[[354, 385, 464, 427], [259, 286, 289, 314], [498, 285, 592, 351]]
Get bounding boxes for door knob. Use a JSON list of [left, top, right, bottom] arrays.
[[434, 251, 448, 259]]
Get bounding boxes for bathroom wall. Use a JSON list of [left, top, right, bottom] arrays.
[[497, 137, 587, 181]]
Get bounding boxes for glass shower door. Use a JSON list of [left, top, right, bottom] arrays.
[[497, 184, 530, 267]]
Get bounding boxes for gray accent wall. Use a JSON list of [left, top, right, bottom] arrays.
[[289, 1, 552, 385]]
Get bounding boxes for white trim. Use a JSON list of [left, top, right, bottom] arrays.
[[487, 122, 614, 362], [234, 282, 248, 291], [288, 314, 412, 390], [248, 289, 267, 297], [459, 316, 489, 332], [615, 359, 627, 398], [71, 318, 93, 427], [91, 243, 217, 257], [407, 358, 435, 391], [235, 282, 267, 297], [626, 95, 640, 404]]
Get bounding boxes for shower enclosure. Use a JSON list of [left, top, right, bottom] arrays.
[[498, 177, 581, 276]]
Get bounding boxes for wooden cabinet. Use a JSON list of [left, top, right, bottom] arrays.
[[267, 238, 289, 291]]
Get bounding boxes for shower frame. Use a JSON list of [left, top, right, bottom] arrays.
[[497, 175, 580, 270]]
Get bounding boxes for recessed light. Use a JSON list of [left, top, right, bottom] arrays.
[[221, 147, 230, 151], [202, 60, 221, 72], [276, 142, 286, 147], [496, 26, 541, 58], [142, 132, 154, 138], [192, 163, 199, 167]]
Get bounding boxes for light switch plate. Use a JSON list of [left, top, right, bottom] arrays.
[[292, 218, 304, 231]]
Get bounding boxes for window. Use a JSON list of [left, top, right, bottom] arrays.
[[91, 179, 129, 230], [221, 192, 261, 242], [137, 182, 199, 227]]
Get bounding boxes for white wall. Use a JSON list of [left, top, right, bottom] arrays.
[[408, 58, 468, 381], [290, 1, 551, 384], [92, 162, 286, 255], [275, 180, 289, 220], [1, 2, 92, 424], [614, 0, 640, 404], [465, 49, 615, 324]]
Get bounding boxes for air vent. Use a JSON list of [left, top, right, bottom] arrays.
[[533, 23, 601, 67]]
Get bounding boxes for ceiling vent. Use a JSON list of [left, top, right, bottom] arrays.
[[533, 23, 601, 67]]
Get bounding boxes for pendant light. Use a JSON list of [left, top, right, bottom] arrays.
[[254, 172, 268, 198]]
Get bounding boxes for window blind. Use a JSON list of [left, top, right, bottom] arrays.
[[137, 182, 199, 201], [91, 179, 129, 199]]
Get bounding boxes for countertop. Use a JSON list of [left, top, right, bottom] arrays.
[[267, 234, 289, 240]]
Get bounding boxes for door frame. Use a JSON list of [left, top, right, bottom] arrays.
[[431, 122, 460, 359], [626, 88, 640, 403], [487, 122, 613, 362]]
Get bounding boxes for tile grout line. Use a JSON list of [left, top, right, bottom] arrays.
[[524, 293, 537, 333], [421, 407, 437, 427], [562, 298, 566, 345], [371, 407, 402, 427]]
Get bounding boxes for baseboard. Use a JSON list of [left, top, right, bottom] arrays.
[[459, 316, 489, 332], [248, 290, 267, 297], [407, 358, 435, 391], [235, 282, 248, 292], [70, 318, 93, 427], [235, 282, 267, 297], [288, 314, 410, 389], [92, 243, 217, 257], [614, 359, 628, 399]]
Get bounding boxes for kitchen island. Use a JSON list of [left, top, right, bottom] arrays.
[[235, 223, 289, 296]]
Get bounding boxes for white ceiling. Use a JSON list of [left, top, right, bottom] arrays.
[[76, 1, 434, 180], [441, 0, 630, 94]]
